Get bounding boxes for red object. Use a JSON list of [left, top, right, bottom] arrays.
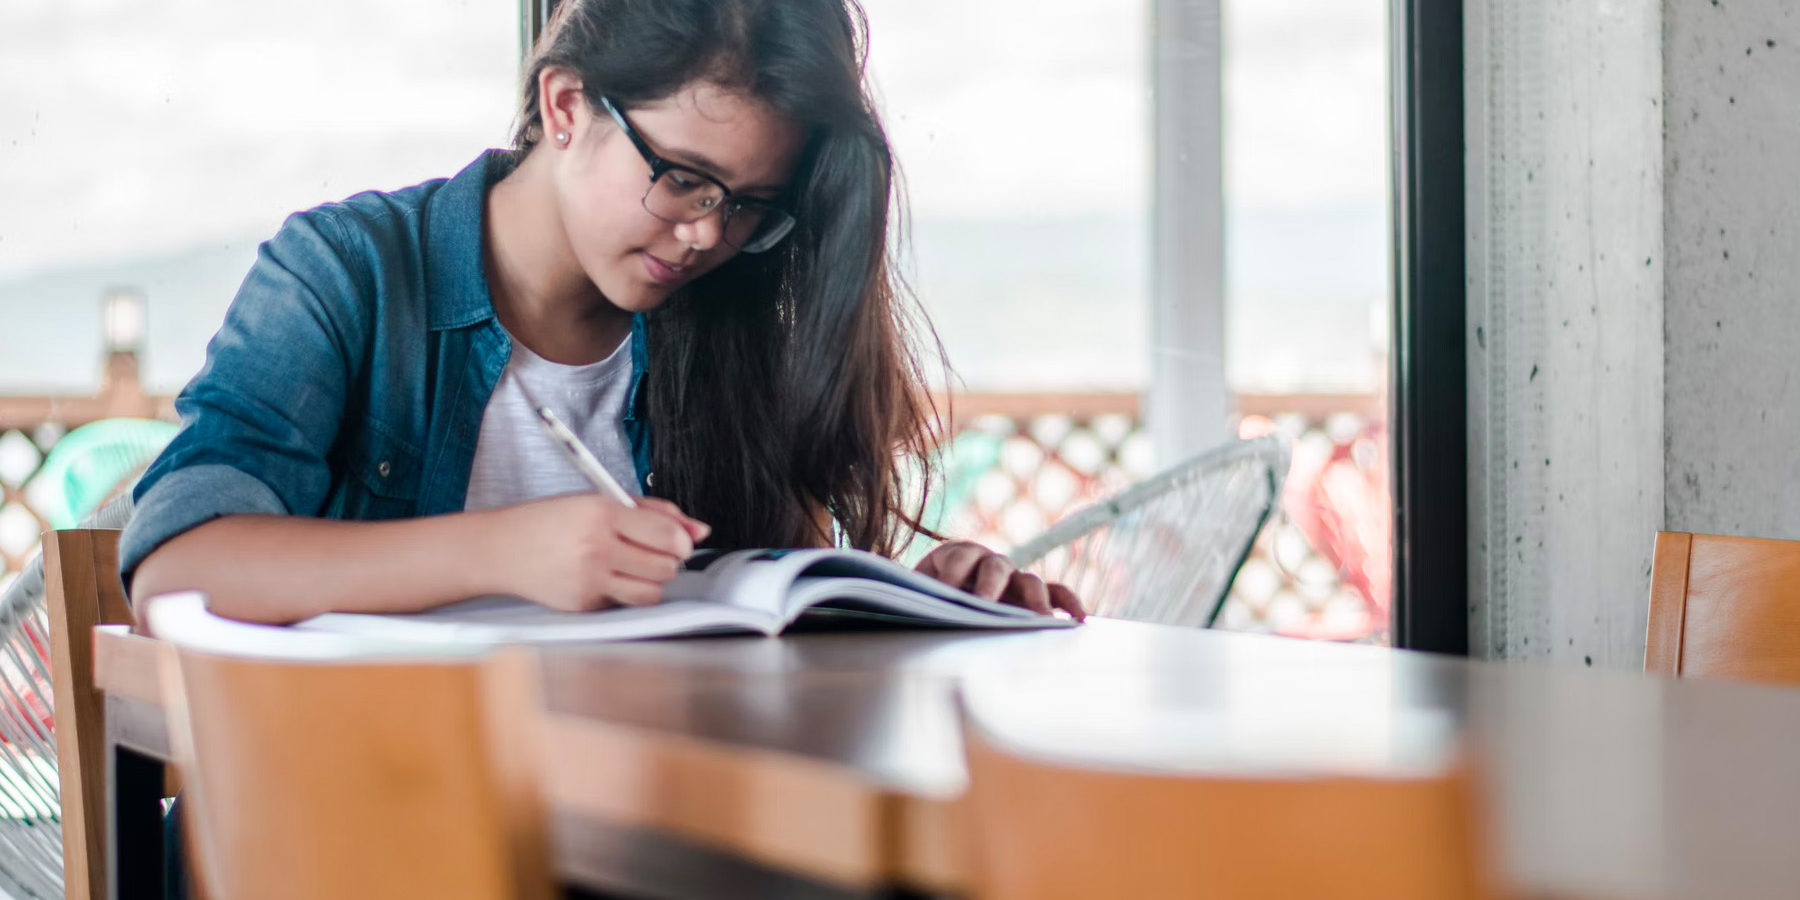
[[1241, 415, 1392, 641]]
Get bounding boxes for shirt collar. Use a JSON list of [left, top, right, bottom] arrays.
[[425, 149, 515, 331], [422, 150, 651, 373]]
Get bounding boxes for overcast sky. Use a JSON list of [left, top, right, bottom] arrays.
[[0, 0, 1386, 394], [0, 0, 1384, 279]]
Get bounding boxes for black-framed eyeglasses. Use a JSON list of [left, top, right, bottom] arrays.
[[600, 96, 797, 254]]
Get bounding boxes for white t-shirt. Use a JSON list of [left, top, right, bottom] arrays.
[[463, 333, 643, 512]]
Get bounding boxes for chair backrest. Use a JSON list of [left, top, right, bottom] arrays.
[[32, 528, 136, 900], [143, 593, 552, 900], [958, 719, 1492, 900], [1008, 436, 1289, 627], [1646, 531, 1800, 683]]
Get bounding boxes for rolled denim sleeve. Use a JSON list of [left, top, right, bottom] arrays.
[[120, 465, 289, 584], [120, 209, 367, 587]]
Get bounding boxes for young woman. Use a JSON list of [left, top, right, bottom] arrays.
[[123, 0, 1084, 623]]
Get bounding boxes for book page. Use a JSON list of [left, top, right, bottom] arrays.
[[661, 549, 831, 616], [296, 595, 775, 644]]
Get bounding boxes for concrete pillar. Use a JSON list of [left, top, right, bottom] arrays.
[[1467, 0, 1800, 666], [1466, 0, 1665, 665], [1663, 1, 1800, 539], [1148, 0, 1229, 466]]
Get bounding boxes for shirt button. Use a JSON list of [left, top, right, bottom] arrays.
[[377, 460, 392, 478], [646, 471, 656, 488]]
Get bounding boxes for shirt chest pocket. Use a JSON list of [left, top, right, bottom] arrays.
[[344, 419, 422, 518]]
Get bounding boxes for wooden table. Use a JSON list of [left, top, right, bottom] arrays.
[[95, 620, 1800, 900]]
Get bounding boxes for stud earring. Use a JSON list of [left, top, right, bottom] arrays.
[[555, 131, 570, 146]]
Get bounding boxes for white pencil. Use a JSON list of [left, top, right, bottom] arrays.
[[531, 404, 639, 508]]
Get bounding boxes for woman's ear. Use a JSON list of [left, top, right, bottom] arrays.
[[538, 66, 589, 147]]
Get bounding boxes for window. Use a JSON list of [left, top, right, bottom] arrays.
[[0, 0, 520, 582]]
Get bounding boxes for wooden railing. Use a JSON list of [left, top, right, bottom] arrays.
[[0, 353, 173, 432]]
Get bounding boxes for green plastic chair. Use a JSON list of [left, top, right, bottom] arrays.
[[28, 418, 177, 530]]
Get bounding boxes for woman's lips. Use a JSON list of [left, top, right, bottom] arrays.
[[642, 253, 691, 285]]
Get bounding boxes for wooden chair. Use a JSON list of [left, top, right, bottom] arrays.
[[38, 527, 137, 900], [958, 714, 1494, 900], [141, 592, 552, 900], [1646, 531, 1800, 684]]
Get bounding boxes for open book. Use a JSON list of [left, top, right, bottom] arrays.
[[296, 548, 1076, 645]]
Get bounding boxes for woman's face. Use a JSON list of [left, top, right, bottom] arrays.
[[539, 73, 807, 312]]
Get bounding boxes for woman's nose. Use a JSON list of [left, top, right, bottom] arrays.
[[674, 211, 725, 252]]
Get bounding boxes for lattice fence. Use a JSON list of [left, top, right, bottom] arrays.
[[0, 427, 68, 594], [1, 392, 1390, 643]]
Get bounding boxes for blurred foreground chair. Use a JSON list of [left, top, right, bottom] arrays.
[[0, 501, 135, 900], [1008, 436, 1289, 627], [958, 704, 1494, 900], [142, 592, 552, 900], [1647, 531, 1800, 684]]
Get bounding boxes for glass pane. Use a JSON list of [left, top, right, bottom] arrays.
[[864, 0, 1154, 569], [863, 0, 1150, 394], [1223, 0, 1392, 643], [0, 0, 1392, 643], [0, 0, 518, 578], [0, 0, 519, 394], [869, 0, 1391, 643]]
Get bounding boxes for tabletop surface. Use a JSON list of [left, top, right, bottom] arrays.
[[535, 619, 1800, 900], [98, 618, 1800, 900]]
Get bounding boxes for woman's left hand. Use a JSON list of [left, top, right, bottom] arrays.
[[914, 540, 1086, 621]]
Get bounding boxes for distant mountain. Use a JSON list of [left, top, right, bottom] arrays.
[[0, 205, 1385, 397], [0, 237, 260, 393]]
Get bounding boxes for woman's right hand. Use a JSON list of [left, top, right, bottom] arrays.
[[491, 494, 710, 612]]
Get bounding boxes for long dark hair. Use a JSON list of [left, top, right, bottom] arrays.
[[513, 0, 944, 554]]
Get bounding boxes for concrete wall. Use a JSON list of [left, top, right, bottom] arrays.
[[1466, 0, 1665, 666], [1467, 0, 1800, 666], [1663, 1, 1800, 539]]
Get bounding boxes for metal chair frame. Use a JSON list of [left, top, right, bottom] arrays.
[[1008, 436, 1290, 628]]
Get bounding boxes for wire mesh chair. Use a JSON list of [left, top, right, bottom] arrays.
[[0, 494, 135, 900], [0, 588, 61, 900], [1008, 436, 1290, 629]]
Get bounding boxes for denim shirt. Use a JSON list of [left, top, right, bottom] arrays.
[[120, 151, 653, 584]]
